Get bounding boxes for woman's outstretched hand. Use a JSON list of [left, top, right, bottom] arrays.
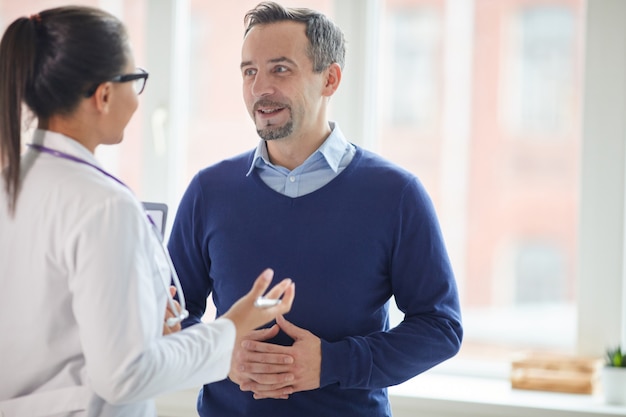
[[221, 268, 295, 337]]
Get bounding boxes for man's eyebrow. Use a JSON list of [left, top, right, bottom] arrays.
[[240, 56, 297, 69], [269, 56, 296, 66]]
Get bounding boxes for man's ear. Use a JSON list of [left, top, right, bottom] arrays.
[[322, 62, 342, 97], [92, 82, 113, 113]]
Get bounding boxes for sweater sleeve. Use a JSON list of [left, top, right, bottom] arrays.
[[319, 177, 463, 389]]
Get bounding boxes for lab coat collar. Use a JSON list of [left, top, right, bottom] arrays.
[[29, 129, 102, 169]]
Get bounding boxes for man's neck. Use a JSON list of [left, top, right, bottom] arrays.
[[266, 125, 332, 170]]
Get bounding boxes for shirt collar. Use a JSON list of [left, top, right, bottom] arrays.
[[246, 121, 350, 176]]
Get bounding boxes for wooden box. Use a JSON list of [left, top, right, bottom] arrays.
[[510, 353, 603, 394]]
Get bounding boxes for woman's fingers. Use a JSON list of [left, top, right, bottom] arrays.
[[222, 269, 295, 336], [248, 269, 295, 310], [248, 268, 275, 298]]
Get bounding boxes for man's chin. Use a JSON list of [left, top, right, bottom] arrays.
[[257, 124, 292, 141], [258, 131, 283, 141]]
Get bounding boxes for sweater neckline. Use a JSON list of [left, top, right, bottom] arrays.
[[248, 146, 363, 201]]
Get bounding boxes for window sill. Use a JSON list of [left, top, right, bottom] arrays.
[[389, 373, 626, 417], [156, 374, 626, 417]]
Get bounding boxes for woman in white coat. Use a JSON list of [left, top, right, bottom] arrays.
[[0, 6, 295, 417]]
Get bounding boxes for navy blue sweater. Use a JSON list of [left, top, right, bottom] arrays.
[[168, 147, 462, 417]]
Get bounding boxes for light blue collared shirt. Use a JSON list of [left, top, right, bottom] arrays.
[[246, 122, 356, 198]]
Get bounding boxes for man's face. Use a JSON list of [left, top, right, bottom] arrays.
[[240, 21, 326, 142]]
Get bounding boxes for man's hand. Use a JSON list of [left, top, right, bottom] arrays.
[[235, 315, 322, 400], [229, 325, 296, 399]]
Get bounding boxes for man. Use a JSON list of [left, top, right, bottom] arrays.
[[168, 2, 462, 416]]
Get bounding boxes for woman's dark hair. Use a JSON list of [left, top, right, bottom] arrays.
[[244, 1, 346, 72], [0, 6, 129, 213]]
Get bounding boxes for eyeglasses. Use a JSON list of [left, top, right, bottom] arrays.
[[85, 67, 149, 97]]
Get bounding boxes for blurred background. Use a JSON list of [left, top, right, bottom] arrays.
[[5, 0, 623, 390]]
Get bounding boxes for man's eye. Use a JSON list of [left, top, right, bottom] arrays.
[[243, 68, 257, 76], [274, 66, 288, 73]]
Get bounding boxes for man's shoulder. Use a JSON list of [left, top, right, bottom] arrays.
[[352, 147, 417, 183], [195, 150, 255, 179]]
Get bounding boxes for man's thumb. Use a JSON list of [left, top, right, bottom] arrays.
[[276, 314, 302, 338]]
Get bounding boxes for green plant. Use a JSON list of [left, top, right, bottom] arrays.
[[606, 346, 626, 367]]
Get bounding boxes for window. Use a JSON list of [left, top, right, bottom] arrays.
[[514, 241, 567, 305], [502, 5, 577, 135], [384, 8, 441, 128], [375, 0, 584, 374]]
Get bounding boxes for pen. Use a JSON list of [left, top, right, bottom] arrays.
[[254, 297, 281, 308]]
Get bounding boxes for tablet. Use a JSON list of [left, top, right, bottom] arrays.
[[142, 202, 168, 240]]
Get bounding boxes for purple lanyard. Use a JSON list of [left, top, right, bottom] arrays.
[[27, 143, 157, 229], [28, 143, 128, 188]]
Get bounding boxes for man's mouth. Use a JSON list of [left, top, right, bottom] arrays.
[[257, 109, 282, 114], [254, 100, 287, 115], [257, 107, 283, 114]]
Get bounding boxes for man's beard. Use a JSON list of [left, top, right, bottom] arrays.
[[257, 120, 294, 141]]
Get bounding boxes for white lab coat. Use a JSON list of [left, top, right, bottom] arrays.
[[0, 130, 235, 416]]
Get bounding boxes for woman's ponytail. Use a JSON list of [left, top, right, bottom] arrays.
[[0, 16, 37, 214]]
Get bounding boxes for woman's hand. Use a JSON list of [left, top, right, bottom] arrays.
[[221, 268, 295, 338]]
